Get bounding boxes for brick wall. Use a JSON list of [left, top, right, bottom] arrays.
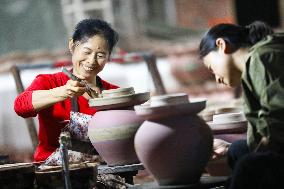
[[175, 0, 236, 29]]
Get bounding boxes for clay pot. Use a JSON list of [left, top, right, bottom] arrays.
[[206, 111, 247, 176], [208, 112, 247, 135], [88, 110, 144, 166], [88, 87, 150, 166], [134, 93, 213, 185]]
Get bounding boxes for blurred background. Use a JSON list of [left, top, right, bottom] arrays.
[[0, 0, 284, 162]]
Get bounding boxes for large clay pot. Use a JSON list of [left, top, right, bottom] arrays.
[[88, 87, 150, 166], [88, 110, 144, 166], [134, 93, 213, 185]]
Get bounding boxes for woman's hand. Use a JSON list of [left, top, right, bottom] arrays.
[[63, 80, 86, 98], [212, 139, 231, 159], [32, 79, 86, 111]]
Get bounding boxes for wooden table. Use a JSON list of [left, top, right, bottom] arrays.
[[129, 175, 228, 189]]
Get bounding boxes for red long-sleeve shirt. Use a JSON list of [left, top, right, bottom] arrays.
[[14, 71, 118, 161]]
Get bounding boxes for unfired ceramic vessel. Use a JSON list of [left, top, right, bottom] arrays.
[[134, 93, 213, 185], [206, 110, 247, 176], [208, 111, 247, 134], [88, 87, 149, 166], [89, 87, 150, 111]]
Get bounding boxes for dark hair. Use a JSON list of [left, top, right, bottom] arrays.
[[72, 18, 119, 53], [199, 21, 274, 58]]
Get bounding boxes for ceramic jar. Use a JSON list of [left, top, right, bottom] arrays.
[[88, 87, 150, 166], [134, 93, 213, 185], [206, 109, 247, 176]]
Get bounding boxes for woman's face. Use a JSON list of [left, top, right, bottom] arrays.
[[70, 35, 110, 82], [203, 51, 241, 87]]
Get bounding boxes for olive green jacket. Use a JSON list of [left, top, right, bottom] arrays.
[[242, 33, 284, 152]]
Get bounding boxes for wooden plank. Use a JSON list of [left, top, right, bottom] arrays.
[[10, 65, 38, 150], [143, 53, 166, 95]]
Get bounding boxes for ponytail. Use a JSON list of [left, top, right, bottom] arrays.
[[245, 21, 274, 46], [199, 21, 274, 58]]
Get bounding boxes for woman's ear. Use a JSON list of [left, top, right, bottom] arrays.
[[216, 38, 231, 54], [68, 38, 74, 54]]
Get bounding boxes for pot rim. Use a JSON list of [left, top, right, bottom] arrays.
[[89, 92, 150, 110]]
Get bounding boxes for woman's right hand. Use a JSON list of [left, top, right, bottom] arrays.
[[32, 79, 86, 111], [62, 80, 86, 98]]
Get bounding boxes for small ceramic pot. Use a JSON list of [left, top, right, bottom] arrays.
[[88, 110, 144, 166], [134, 93, 213, 185], [206, 111, 247, 176], [208, 112, 247, 134]]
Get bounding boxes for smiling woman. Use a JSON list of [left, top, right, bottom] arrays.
[[14, 19, 119, 162]]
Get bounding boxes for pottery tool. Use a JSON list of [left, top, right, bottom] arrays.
[[253, 136, 269, 152], [62, 67, 99, 98]]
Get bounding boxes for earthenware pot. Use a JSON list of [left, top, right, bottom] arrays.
[[206, 111, 247, 176], [88, 87, 150, 166], [134, 93, 213, 185], [208, 112, 247, 134], [88, 110, 144, 166]]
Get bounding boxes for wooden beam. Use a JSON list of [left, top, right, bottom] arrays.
[[10, 65, 38, 150]]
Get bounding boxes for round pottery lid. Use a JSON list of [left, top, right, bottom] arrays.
[[101, 87, 135, 97], [134, 93, 207, 119], [89, 87, 150, 110], [214, 107, 243, 114], [208, 112, 247, 134]]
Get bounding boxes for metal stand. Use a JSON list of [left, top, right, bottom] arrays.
[[59, 132, 72, 189]]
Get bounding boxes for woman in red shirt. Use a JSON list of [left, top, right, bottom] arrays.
[[14, 19, 119, 161]]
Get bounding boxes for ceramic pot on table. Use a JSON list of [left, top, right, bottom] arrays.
[[134, 93, 213, 185], [88, 87, 150, 166], [206, 111, 247, 176], [208, 110, 247, 143]]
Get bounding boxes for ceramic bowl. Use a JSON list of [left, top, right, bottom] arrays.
[[212, 112, 246, 124], [214, 107, 243, 114], [149, 93, 189, 107], [101, 87, 135, 98]]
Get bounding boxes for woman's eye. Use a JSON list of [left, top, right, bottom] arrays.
[[83, 51, 91, 55], [97, 54, 106, 59]]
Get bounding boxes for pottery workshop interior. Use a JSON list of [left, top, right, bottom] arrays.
[[1, 0, 284, 188]]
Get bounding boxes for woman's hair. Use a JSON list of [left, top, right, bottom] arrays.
[[199, 21, 274, 58], [72, 18, 119, 53]]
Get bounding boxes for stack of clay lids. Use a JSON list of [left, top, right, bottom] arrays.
[[89, 87, 150, 110], [134, 93, 207, 120], [207, 110, 247, 134]]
